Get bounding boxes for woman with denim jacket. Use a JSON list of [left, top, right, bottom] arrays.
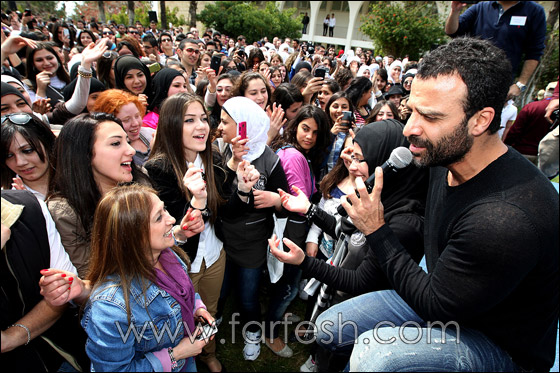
[[40, 184, 212, 371]]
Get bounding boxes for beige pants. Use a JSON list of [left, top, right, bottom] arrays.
[[189, 248, 226, 361]]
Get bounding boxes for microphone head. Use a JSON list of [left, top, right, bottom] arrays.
[[389, 146, 413, 169]]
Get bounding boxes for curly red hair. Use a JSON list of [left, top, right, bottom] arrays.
[[92, 89, 146, 117]]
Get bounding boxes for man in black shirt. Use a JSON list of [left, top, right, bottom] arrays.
[[272, 37, 559, 371]]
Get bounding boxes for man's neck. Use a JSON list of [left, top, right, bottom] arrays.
[[447, 135, 508, 187], [498, 1, 519, 12]]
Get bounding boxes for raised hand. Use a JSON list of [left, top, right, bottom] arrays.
[[31, 98, 51, 115], [0, 34, 37, 56], [11, 176, 25, 190], [278, 186, 311, 214], [81, 37, 109, 70], [268, 234, 306, 265]]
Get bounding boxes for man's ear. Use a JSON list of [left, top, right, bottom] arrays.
[[471, 107, 495, 136]]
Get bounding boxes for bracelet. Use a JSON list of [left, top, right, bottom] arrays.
[[189, 201, 210, 219], [168, 347, 178, 370], [305, 204, 317, 222], [10, 323, 30, 345], [171, 225, 187, 245], [77, 70, 92, 79], [237, 188, 252, 197]]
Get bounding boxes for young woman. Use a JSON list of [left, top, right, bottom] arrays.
[[24, 43, 71, 107], [323, 91, 356, 175], [268, 104, 330, 356], [93, 89, 156, 165], [217, 96, 290, 361], [388, 60, 403, 85], [96, 50, 118, 89], [205, 71, 237, 132], [76, 29, 97, 47], [367, 100, 400, 123], [39, 184, 210, 372], [268, 65, 283, 92], [46, 113, 151, 277], [145, 93, 259, 372], [114, 54, 152, 107], [143, 68, 190, 129], [316, 78, 341, 111], [231, 71, 271, 110], [345, 77, 372, 127], [1, 112, 55, 201]]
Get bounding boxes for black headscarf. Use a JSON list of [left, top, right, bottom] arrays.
[[69, 63, 98, 81], [113, 55, 152, 97], [62, 78, 106, 113], [352, 119, 428, 215], [147, 68, 184, 112], [294, 60, 312, 75], [1, 82, 29, 104]]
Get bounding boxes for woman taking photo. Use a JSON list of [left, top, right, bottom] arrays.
[[345, 77, 372, 127], [323, 91, 356, 175], [39, 184, 210, 372], [217, 96, 290, 361], [46, 113, 152, 277], [1, 112, 55, 201], [114, 54, 152, 107]]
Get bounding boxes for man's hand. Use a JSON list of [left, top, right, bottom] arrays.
[[507, 83, 521, 101], [268, 234, 306, 265], [340, 167, 385, 236], [545, 98, 559, 124]]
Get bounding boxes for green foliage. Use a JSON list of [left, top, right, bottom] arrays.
[[535, 28, 559, 91], [108, 5, 129, 25], [165, 7, 188, 28], [199, 1, 302, 42], [1, 1, 66, 20], [360, 1, 447, 60]]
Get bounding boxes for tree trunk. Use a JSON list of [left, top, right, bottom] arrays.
[[189, 1, 197, 28], [98, 1, 106, 24], [519, 2, 559, 107], [160, 0, 167, 29], [127, 1, 135, 26]]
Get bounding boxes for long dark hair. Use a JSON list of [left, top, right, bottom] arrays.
[[1, 113, 55, 189], [77, 29, 97, 47], [25, 43, 71, 90], [319, 136, 352, 199], [346, 76, 372, 109], [52, 22, 75, 49], [147, 93, 224, 223], [231, 71, 271, 108], [324, 91, 355, 128], [272, 104, 331, 172], [366, 100, 400, 124], [47, 113, 150, 235]]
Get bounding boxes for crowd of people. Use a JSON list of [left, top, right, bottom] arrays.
[[1, 2, 558, 372]]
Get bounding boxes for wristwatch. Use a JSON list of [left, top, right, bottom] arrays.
[[515, 81, 527, 92]]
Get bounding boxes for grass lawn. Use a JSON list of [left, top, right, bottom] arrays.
[[197, 285, 313, 372]]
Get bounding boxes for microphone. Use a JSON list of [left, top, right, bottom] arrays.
[[337, 147, 413, 217]]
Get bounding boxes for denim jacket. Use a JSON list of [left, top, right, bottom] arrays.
[[81, 253, 202, 372]]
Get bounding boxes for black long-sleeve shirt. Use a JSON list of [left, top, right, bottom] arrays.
[[367, 148, 558, 372]]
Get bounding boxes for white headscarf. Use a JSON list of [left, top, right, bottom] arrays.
[[388, 60, 403, 84], [357, 64, 371, 77], [222, 96, 270, 162]]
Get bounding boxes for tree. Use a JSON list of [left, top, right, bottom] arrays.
[[199, 1, 302, 42], [189, 1, 197, 28], [98, 1, 106, 24], [359, 1, 447, 60], [1, 1, 66, 21], [160, 0, 167, 29]]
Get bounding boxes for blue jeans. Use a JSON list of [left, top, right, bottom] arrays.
[[264, 263, 302, 339], [315, 290, 520, 372], [218, 258, 264, 334]]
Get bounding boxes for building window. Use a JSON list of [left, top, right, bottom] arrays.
[[298, 1, 311, 9], [320, 1, 327, 11], [331, 1, 350, 12]]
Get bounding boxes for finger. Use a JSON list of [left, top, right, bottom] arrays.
[[291, 185, 303, 196], [282, 237, 302, 254], [372, 166, 384, 200], [339, 195, 354, 217]]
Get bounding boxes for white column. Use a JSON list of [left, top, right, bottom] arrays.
[[345, 1, 364, 52], [307, 1, 322, 43]]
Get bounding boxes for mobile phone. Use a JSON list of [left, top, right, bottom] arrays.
[[148, 63, 161, 74], [340, 54, 347, 64], [210, 55, 221, 74], [63, 28, 70, 38], [314, 67, 326, 79], [238, 121, 247, 140], [196, 323, 218, 340], [341, 111, 354, 126]]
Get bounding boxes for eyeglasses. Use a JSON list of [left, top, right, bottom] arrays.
[[184, 48, 200, 55], [128, 31, 138, 34], [102, 51, 118, 59], [1, 113, 33, 125], [350, 154, 367, 164], [103, 31, 114, 35], [161, 39, 171, 42]]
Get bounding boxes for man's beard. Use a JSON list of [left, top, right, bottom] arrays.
[[408, 116, 474, 168]]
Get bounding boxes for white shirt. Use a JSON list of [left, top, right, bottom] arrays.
[[329, 17, 336, 27], [189, 154, 223, 273], [498, 100, 518, 139]]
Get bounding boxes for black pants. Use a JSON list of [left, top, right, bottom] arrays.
[[323, 24, 328, 36], [329, 26, 334, 37], [302, 23, 308, 34]]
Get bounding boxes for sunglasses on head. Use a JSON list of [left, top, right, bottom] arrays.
[[1, 113, 33, 125]]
